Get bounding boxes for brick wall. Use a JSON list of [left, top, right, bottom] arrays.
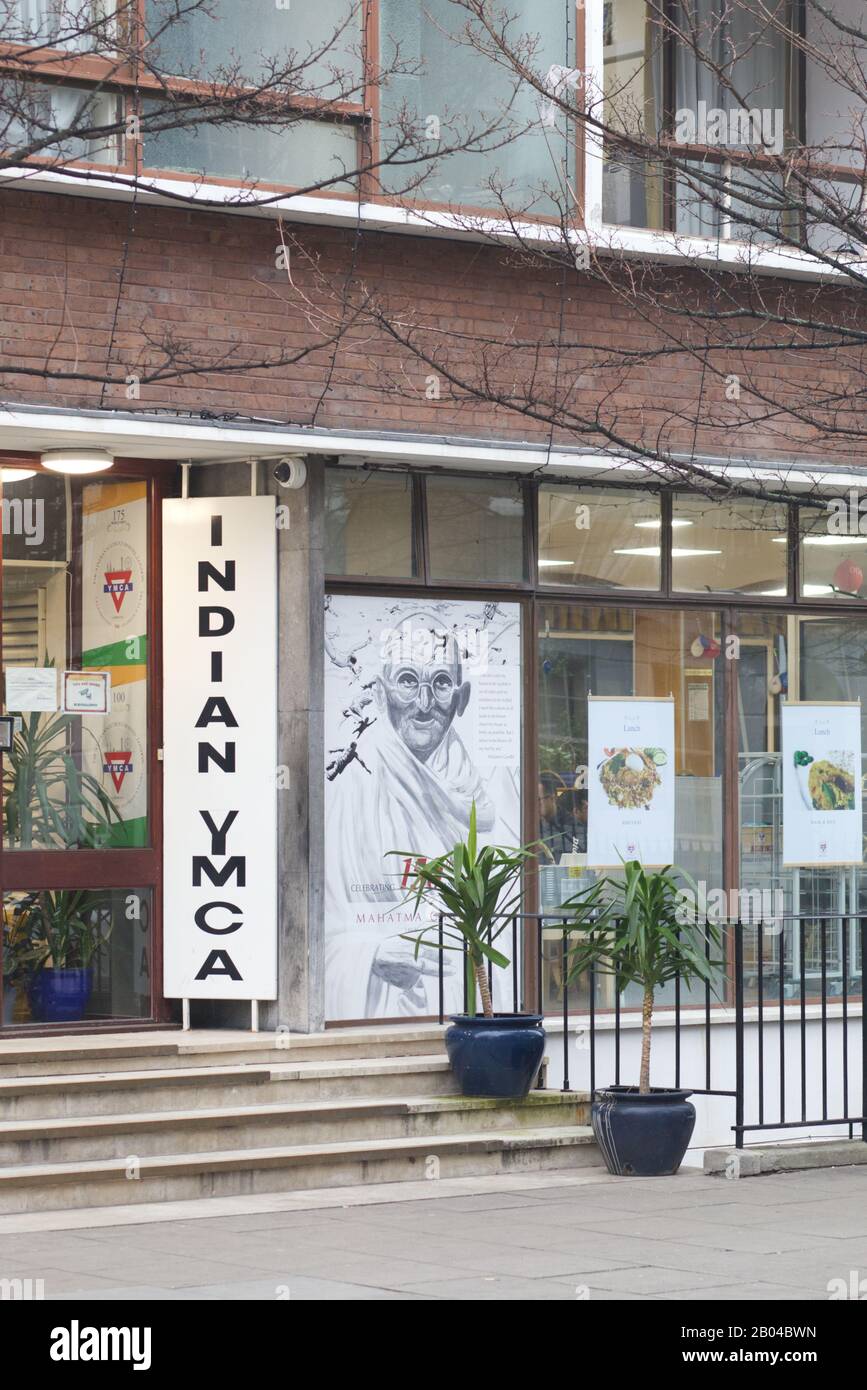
[[0, 188, 861, 465]]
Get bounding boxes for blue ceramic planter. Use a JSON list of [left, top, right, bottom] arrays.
[[28, 967, 93, 1024], [592, 1085, 696, 1176], [446, 1013, 545, 1098]]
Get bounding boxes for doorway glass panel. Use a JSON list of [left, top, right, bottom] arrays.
[[2, 477, 149, 851]]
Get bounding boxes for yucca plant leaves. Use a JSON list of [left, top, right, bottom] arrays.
[[2, 703, 122, 850], [561, 860, 723, 996], [389, 799, 539, 1014]]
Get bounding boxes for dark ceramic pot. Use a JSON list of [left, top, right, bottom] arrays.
[[445, 1013, 545, 1098], [28, 967, 93, 1024], [591, 1085, 696, 1176]]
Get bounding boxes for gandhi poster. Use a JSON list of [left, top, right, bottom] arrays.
[[782, 701, 862, 866], [324, 595, 522, 1021]]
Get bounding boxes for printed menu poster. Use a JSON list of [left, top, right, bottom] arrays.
[[782, 702, 862, 866], [587, 697, 675, 867], [323, 595, 522, 1021]]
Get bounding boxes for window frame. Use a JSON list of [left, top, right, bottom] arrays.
[[0, 0, 372, 194], [597, 0, 865, 249], [325, 463, 867, 616], [0, 1, 586, 216]]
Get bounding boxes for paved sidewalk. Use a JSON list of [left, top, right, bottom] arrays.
[[4, 1164, 867, 1300]]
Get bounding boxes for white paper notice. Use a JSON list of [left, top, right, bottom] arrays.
[[587, 698, 675, 868], [782, 702, 862, 866], [5, 667, 57, 712]]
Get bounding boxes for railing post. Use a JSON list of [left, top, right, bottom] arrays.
[[734, 921, 745, 1148], [561, 918, 570, 1093], [855, 917, 861, 1134], [438, 912, 444, 1025]]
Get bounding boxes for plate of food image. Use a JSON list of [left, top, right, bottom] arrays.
[[597, 746, 667, 811], [793, 749, 856, 812]]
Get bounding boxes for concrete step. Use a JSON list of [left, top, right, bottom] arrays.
[[0, 1092, 591, 1165], [0, 1125, 601, 1212], [0, 1026, 449, 1077], [0, 1056, 455, 1120]]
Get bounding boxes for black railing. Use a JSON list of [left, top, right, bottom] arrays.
[[435, 911, 867, 1148]]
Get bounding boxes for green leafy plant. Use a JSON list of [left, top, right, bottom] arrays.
[[3, 706, 121, 850], [12, 890, 112, 975], [562, 861, 722, 1094], [392, 801, 538, 1017]]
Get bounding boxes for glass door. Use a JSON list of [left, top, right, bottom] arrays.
[[0, 466, 163, 1030]]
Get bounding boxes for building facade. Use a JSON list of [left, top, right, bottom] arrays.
[[0, 1, 865, 1050]]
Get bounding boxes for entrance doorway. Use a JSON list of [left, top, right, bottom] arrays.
[[0, 463, 166, 1032]]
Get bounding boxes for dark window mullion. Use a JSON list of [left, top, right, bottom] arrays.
[[661, 490, 673, 596], [412, 472, 429, 583]]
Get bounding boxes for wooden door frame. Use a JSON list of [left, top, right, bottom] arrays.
[[0, 462, 173, 1034]]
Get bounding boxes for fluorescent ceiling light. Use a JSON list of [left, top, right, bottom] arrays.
[[800, 533, 867, 544], [758, 583, 834, 597], [40, 448, 114, 476], [633, 518, 693, 529], [613, 546, 722, 558], [539, 559, 576, 567]]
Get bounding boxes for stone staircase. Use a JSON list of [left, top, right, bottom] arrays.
[[0, 1026, 601, 1213]]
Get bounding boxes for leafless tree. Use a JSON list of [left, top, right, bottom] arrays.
[[275, 0, 867, 504]]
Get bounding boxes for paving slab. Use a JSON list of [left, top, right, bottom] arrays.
[[11, 1160, 867, 1300]]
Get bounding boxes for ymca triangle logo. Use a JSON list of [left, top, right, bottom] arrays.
[[104, 752, 132, 793], [103, 569, 133, 615]]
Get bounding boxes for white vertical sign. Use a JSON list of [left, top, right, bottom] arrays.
[[782, 702, 862, 867], [163, 497, 277, 1000], [587, 697, 675, 868]]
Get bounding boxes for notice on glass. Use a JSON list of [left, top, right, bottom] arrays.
[[782, 702, 862, 866], [62, 670, 111, 715], [5, 667, 58, 713], [587, 697, 675, 868]]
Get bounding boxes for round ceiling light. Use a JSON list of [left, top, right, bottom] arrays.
[[40, 449, 115, 476], [0, 467, 37, 482]]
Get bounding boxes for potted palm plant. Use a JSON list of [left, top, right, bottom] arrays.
[[4, 705, 121, 849], [396, 802, 606, 1098], [18, 890, 112, 1024], [564, 860, 721, 1177]]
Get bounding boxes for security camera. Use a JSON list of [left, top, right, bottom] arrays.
[[274, 457, 307, 489]]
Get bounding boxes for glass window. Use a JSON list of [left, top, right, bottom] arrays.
[[325, 468, 416, 578], [2, 886, 152, 1025], [426, 477, 525, 584], [604, 1, 794, 234], [4, 81, 122, 165], [143, 109, 358, 189], [737, 611, 867, 1004], [144, 0, 363, 95], [7, 1, 111, 52], [671, 494, 789, 595], [602, 0, 665, 229], [538, 601, 723, 1011], [378, 0, 572, 215], [2, 474, 149, 850], [800, 501, 867, 601], [537, 486, 661, 590]]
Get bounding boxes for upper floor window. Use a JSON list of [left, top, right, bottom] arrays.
[[377, 0, 575, 217], [602, 0, 798, 241], [0, 1, 579, 214]]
